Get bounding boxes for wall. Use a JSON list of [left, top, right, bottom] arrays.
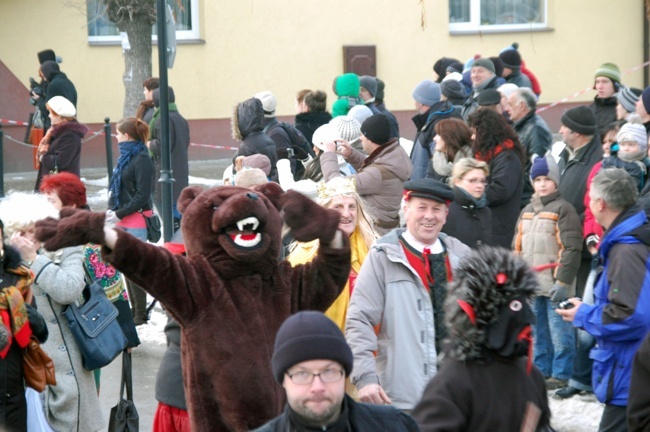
[[0, 0, 646, 172]]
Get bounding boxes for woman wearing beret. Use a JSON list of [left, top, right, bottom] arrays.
[[34, 96, 87, 192]]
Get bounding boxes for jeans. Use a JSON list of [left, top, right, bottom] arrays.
[[569, 329, 595, 391], [532, 296, 576, 380]]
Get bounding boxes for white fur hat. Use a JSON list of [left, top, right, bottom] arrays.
[[47, 96, 76, 117], [254, 91, 277, 118]]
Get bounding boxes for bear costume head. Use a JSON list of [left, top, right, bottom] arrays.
[[178, 183, 284, 271]]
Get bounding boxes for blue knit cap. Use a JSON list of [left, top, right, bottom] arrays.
[[413, 80, 441, 106], [530, 154, 560, 186]]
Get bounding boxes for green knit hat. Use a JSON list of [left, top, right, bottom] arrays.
[[594, 62, 621, 84]]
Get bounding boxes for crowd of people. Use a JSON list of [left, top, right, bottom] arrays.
[[3, 44, 650, 432]]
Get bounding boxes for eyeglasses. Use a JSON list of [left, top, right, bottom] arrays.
[[462, 177, 488, 185], [286, 368, 345, 385]]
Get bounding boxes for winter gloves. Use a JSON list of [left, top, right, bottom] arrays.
[[550, 283, 569, 303]]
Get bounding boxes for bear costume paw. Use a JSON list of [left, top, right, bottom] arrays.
[[35, 208, 107, 251], [282, 190, 340, 244]]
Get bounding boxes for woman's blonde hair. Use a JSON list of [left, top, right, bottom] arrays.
[[317, 177, 378, 249], [450, 157, 490, 185], [0, 192, 58, 239]]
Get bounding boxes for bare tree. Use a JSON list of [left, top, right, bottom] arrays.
[[102, 0, 156, 117]]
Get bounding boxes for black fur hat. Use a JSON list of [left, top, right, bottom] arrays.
[[444, 246, 538, 362]]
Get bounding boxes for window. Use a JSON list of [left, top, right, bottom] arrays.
[[87, 0, 200, 43], [449, 0, 547, 34]]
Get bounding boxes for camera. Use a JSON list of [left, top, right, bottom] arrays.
[[29, 77, 43, 106], [558, 299, 575, 310]]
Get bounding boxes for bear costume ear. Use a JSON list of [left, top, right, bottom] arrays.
[[178, 186, 205, 214], [253, 182, 284, 211]]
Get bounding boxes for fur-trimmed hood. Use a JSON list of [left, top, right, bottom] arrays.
[[444, 246, 538, 362], [232, 97, 264, 141]]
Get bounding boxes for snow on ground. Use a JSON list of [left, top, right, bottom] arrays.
[[549, 391, 604, 431]]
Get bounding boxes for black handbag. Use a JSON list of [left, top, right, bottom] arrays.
[[108, 351, 139, 432], [63, 279, 128, 370], [139, 210, 162, 243]]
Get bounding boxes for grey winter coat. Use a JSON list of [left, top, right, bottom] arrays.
[[30, 246, 104, 432], [346, 230, 471, 410]]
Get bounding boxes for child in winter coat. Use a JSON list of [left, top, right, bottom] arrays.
[[513, 154, 583, 390]]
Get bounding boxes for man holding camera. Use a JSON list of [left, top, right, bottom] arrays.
[[558, 168, 650, 432], [321, 114, 412, 235]]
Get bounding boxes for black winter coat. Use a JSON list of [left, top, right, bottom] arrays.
[[410, 101, 460, 180], [590, 96, 617, 136], [42, 66, 77, 108], [513, 110, 553, 206], [0, 246, 48, 432], [558, 136, 604, 219], [253, 395, 419, 432], [413, 357, 551, 432], [233, 98, 279, 181], [442, 187, 492, 248], [109, 148, 155, 219], [485, 148, 524, 248], [376, 102, 400, 139], [149, 111, 190, 207], [35, 120, 87, 191], [295, 111, 332, 144]]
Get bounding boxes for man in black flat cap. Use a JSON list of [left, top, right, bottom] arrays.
[[345, 178, 471, 412], [254, 311, 418, 431]]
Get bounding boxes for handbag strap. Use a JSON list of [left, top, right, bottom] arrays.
[[119, 350, 135, 402]]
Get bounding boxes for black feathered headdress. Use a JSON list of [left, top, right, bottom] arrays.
[[444, 247, 539, 365]]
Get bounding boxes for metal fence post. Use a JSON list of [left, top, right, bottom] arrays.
[[104, 118, 113, 184]]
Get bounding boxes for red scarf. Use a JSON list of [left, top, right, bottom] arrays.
[[475, 138, 515, 162]]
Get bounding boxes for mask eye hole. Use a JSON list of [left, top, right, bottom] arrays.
[[510, 300, 522, 312]]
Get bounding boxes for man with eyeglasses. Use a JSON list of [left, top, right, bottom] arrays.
[[254, 311, 419, 431]]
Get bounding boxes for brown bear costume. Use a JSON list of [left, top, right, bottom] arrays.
[[35, 182, 351, 431]]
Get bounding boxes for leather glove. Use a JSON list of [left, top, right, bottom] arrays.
[[35, 208, 107, 251], [282, 190, 340, 244], [550, 283, 569, 303]]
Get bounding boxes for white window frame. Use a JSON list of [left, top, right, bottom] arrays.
[[87, 0, 200, 44], [449, 0, 548, 35]]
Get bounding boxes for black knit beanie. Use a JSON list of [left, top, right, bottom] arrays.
[[561, 106, 597, 135], [272, 311, 353, 383], [499, 50, 522, 69], [360, 114, 391, 145]]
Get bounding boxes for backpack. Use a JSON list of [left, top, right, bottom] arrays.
[[264, 121, 314, 180]]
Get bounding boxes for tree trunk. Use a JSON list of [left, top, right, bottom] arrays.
[[102, 0, 156, 118], [121, 18, 152, 117]]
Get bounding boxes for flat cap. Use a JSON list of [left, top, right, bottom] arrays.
[[404, 178, 454, 203]]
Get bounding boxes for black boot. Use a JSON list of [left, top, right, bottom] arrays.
[[126, 279, 148, 326]]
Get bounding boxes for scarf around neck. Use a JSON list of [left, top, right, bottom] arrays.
[[454, 185, 487, 209], [109, 140, 147, 209], [148, 102, 179, 140], [0, 266, 34, 357]]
